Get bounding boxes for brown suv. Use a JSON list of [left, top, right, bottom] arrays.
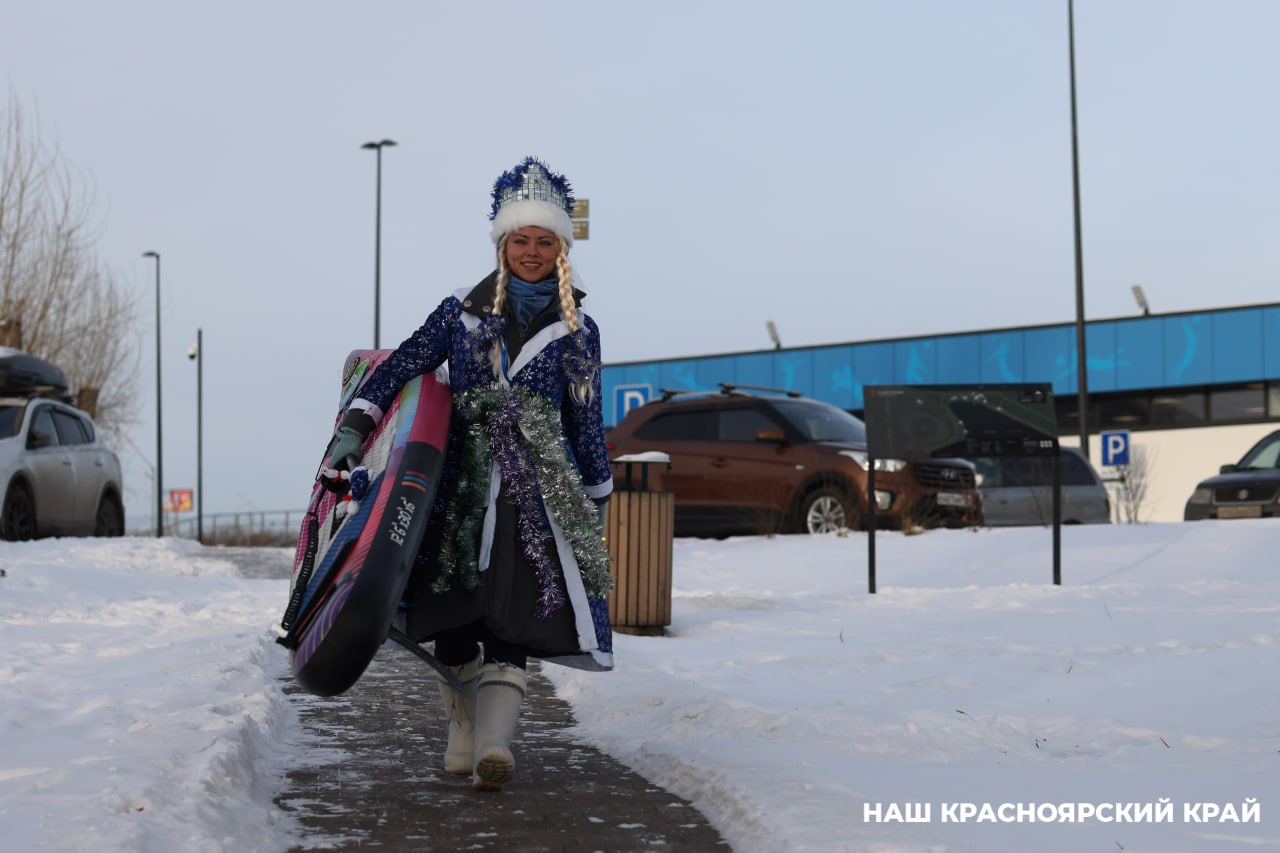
[[606, 385, 980, 537]]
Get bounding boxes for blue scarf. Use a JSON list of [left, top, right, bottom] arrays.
[[505, 275, 559, 333]]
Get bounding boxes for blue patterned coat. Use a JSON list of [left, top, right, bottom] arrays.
[[350, 273, 614, 670]]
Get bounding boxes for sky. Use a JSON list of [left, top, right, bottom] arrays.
[[3, 1, 1279, 527], [2, 522, 1277, 851]]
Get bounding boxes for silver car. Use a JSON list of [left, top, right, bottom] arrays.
[[973, 448, 1111, 526], [0, 397, 125, 539]]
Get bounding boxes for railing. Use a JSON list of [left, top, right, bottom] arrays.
[[132, 509, 306, 547]]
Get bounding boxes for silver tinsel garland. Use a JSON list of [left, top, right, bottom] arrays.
[[517, 392, 613, 598]]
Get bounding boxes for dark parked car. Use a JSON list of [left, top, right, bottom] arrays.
[[606, 385, 980, 537], [1184, 429, 1280, 521], [973, 447, 1111, 526], [0, 396, 125, 539]]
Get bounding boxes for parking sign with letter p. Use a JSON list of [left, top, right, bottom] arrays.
[[613, 383, 651, 424], [1100, 430, 1130, 466]]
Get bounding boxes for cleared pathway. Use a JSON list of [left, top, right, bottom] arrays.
[[226, 546, 730, 852]]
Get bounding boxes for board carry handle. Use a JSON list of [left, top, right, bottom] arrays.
[[278, 511, 321, 638], [278, 536, 355, 648], [386, 626, 466, 692]]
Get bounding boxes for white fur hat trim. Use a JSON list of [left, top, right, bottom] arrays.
[[490, 199, 574, 247]]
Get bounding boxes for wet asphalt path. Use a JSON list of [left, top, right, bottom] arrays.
[[223, 546, 730, 852]]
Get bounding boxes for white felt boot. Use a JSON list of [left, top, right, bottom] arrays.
[[436, 653, 481, 775], [471, 662, 527, 791]]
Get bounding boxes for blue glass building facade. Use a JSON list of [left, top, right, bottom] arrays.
[[603, 303, 1280, 429]]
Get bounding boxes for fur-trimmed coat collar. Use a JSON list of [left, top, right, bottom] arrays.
[[457, 271, 585, 324], [457, 271, 587, 367]]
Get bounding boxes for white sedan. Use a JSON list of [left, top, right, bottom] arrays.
[[0, 396, 125, 539]]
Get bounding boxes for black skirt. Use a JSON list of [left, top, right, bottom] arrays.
[[403, 481, 580, 659]]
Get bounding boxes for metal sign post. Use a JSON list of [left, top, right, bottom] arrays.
[[867, 464, 877, 593], [864, 384, 1061, 592]]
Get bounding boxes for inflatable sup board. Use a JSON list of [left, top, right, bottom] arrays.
[[279, 349, 451, 697]]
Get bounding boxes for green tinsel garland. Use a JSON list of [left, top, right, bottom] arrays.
[[433, 383, 612, 600], [434, 418, 492, 594]]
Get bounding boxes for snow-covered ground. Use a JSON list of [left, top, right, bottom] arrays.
[[1, 522, 1277, 852]]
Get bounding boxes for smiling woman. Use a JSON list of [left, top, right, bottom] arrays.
[[311, 156, 614, 794], [504, 227, 560, 283]]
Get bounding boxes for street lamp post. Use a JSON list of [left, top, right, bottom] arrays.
[[188, 329, 203, 544], [1067, 0, 1090, 459], [142, 250, 163, 537], [362, 139, 397, 348]]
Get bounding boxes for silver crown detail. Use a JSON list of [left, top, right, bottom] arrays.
[[489, 157, 574, 220]]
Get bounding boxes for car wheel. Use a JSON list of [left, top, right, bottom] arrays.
[[2, 484, 36, 541], [94, 495, 124, 537], [798, 485, 859, 534]]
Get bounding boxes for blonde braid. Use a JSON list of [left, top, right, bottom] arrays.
[[555, 239, 580, 333], [555, 239, 595, 405], [490, 235, 510, 381]]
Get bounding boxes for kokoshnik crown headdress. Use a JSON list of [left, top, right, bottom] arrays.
[[489, 156, 575, 247]]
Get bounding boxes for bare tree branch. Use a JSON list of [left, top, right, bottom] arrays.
[[1114, 444, 1154, 524], [0, 90, 138, 437]]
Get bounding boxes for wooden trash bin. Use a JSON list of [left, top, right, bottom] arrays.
[[606, 455, 673, 636]]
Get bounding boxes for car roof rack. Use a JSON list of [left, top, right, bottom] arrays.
[[657, 387, 721, 403], [0, 350, 72, 402], [656, 384, 807, 403], [718, 383, 803, 398]]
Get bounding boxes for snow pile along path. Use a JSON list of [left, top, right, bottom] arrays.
[[545, 522, 1280, 853], [0, 538, 308, 852]]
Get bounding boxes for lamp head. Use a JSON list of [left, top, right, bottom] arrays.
[[1131, 284, 1150, 315], [766, 320, 782, 348]]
